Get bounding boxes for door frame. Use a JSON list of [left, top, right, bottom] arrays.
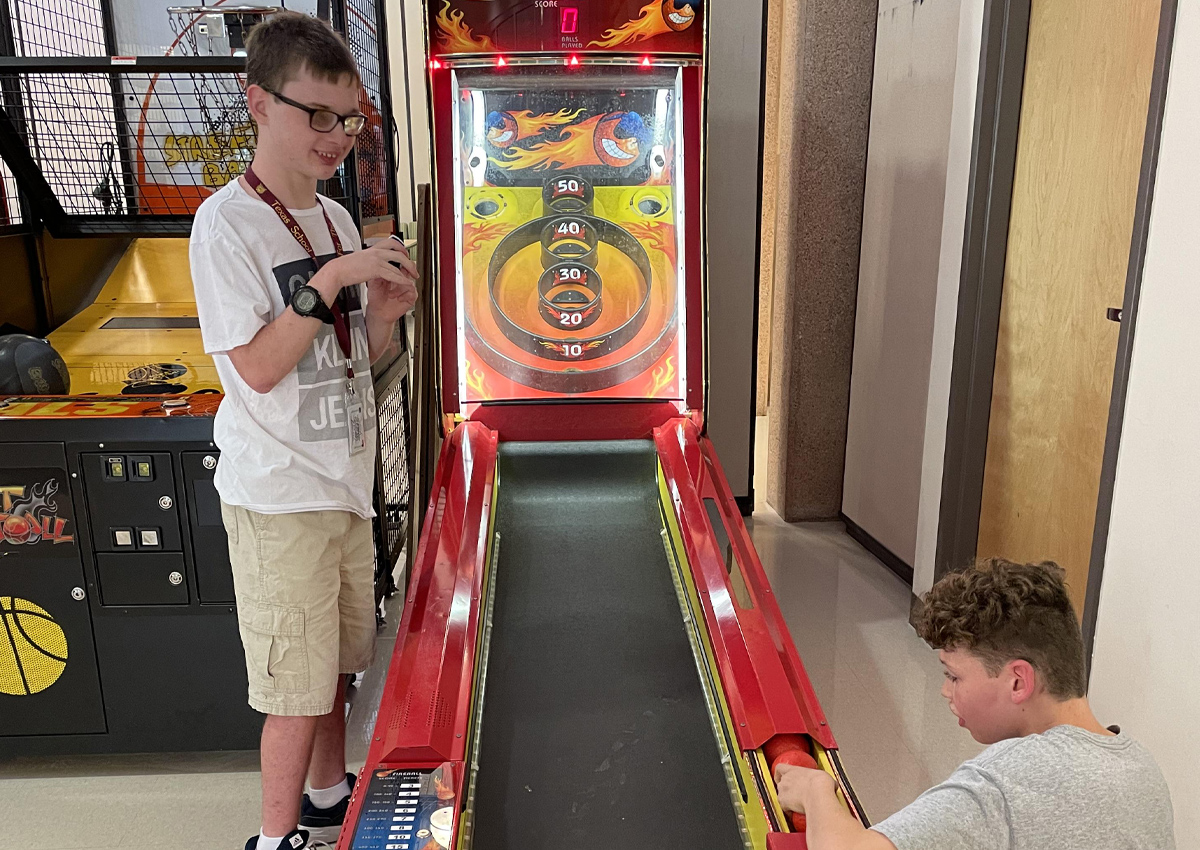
[[1081, 0, 1179, 678], [932, 0, 1179, 676]]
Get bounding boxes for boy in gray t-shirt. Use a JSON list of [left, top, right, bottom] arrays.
[[775, 558, 1175, 850]]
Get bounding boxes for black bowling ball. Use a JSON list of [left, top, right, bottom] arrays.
[[0, 334, 71, 394]]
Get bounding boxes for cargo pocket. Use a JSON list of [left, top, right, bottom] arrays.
[[240, 602, 309, 694]]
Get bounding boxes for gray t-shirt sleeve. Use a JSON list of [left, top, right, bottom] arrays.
[[871, 763, 1010, 850]]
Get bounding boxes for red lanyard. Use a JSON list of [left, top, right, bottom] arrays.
[[244, 167, 356, 379]]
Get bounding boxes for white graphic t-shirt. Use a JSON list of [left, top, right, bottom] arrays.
[[190, 179, 377, 518]]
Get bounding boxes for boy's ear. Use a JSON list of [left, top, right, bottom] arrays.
[[1008, 659, 1037, 705], [246, 84, 271, 126]]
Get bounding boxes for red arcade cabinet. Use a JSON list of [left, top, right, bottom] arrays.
[[338, 2, 868, 848]]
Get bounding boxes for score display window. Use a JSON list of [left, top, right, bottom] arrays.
[[560, 6, 578, 34], [450, 65, 688, 407]]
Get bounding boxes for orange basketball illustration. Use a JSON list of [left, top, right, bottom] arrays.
[[0, 596, 68, 696]]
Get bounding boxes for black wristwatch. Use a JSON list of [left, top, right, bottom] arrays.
[[291, 284, 335, 323]]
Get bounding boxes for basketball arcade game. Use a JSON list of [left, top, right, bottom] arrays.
[[337, 3, 866, 849], [0, 0, 411, 753]]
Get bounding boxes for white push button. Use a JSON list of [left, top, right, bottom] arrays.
[[140, 529, 160, 547], [114, 530, 133, 547]]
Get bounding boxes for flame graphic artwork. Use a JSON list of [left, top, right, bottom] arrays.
[[644, 355, 677, 396], [463, 221, 509, 254], [491, 113, 647, 172], [588, 0, 695, 48], [486, 108, 584, 147], [435, 0, 496, 52], [624, 221, 677, 268], [464, 360, 489, 397]]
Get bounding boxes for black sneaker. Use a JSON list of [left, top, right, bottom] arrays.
[[299, 773, 357, 844], [243, 829, 309, 850]]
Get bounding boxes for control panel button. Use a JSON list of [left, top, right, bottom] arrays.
[[131, 456, 155, 481], [113, 529, 133, 547], [105, 456, 127, 480], [138, 528, 161, 548]]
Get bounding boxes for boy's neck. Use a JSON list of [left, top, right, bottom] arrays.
[[244, 155, 318, 210], [1017, 696, 1114, 738]]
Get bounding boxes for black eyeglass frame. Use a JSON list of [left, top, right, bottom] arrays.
[[262, 87, 367, 136]]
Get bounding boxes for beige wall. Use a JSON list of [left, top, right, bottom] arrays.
[[764, 0, 877, 521], [1089, 3, 1197, 842]]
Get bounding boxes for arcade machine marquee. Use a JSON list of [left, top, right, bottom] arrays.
[[339, 2, 867, 849]]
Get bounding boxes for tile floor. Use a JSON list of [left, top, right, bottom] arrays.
[[0, 417, 982, 847]]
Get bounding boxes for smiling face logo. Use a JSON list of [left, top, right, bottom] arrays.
[[485, 111, 519, 147], [594, 112, 648, 167], [661, 0, 698, 31]]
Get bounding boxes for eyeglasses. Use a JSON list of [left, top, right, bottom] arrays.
[[263, 88, 367, 136]]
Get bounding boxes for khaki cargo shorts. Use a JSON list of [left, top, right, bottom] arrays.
[[220, 503, 377, 716]]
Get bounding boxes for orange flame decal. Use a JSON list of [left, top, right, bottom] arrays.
[[644, 355, 677, 396], [512, 108, 585, 138], [434, 0, 496, 52], [464, 360, 489, 398], [491, 115, 607, 172], [463, 221, 508, 254], [589, 0, 670, 48], [624, 221, 677, 267]]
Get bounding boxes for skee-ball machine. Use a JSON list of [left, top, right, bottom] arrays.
[[336, 1, 869, 849]]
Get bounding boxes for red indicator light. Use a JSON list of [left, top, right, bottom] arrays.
[[496, 56, 507, 67], [561, 6, 578, 34], [640, 56, 652, 67], [568, 55, 580, 66], [429, 58, 442, 70]]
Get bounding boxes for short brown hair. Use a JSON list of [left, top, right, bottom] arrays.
[[916, 558, 1086, 699], [245, 11, 359, 92]]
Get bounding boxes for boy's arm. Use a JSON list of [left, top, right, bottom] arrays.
[[227, 265, 345, 393], [223, 241, 416, 393], [777, 766, 897, 850]]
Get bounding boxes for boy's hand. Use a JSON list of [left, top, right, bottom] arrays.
[[313, 237, 417, 304], [368, 274, 419, 323], [775, 763, 836, 816]]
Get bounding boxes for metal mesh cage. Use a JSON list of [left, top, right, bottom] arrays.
[[375, 364, 411, 564], [341, 0, 390, 221], [5, 0, 106, 57], [1, 2, 394, 235]]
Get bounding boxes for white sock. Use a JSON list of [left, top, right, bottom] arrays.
[[257, 832, 288, 850], [307, 777, 350, 809]]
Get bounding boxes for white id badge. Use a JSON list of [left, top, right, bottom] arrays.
[[346, 380, 367, 456]]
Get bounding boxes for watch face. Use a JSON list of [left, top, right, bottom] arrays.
[[293, 288, 318, 313]]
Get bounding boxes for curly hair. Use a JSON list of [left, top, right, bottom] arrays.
[[245, 12, 359, 93], [915, 558, 1086, 699]]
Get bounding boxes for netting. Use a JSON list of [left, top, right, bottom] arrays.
[[1, 2, 393, 232], [5, 0, 105, 57]]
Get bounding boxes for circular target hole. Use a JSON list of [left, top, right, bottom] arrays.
[[637, 197, 664, 216], [475, 199, 500, 217]]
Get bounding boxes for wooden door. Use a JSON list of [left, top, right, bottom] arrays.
[[976, 0, 1161, 615]]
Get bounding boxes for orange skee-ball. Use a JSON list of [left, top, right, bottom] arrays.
[[771, 748, 819, 774], [763, 734, 811, 765]]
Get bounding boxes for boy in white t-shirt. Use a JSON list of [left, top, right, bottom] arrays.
[[189, 13, 417, 850], [774, 559, 1175, 850]]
